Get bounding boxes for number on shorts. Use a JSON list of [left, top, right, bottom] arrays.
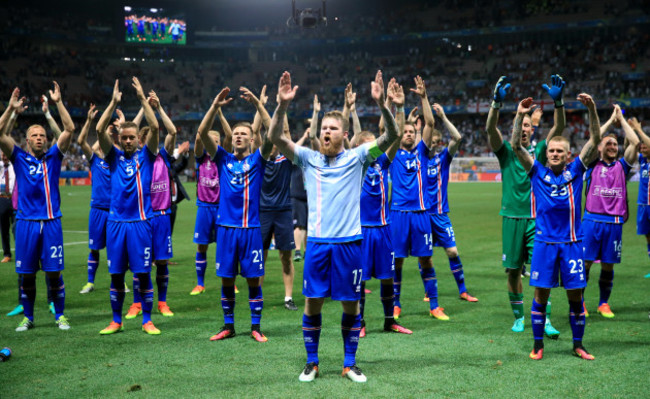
[[50, 245, 62, 258], [613, 240, 622, 254], [252, 249, 262, 268], [446, 227, 455, 239], [424, 233, 433, 250], [352, 268, 363, 285], [569, 259, 583, 274]]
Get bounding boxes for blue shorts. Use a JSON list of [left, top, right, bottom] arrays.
[[530, 241, 586, 290], [303, 240, 363, 301], [390, 210, 432, 258], [429, 213, 456, 248], [88, 207, 109, 250], [637, 205, 650, 235], [15, 218, 64, 274], [194, 205, 219, 245], [152, 213, 173, 261], [216, 226, 264, 278], [107, 220, 153, 274], [582, 220, 622, 264], [361, 225, 395, 281], [261, 209, 296, 251]]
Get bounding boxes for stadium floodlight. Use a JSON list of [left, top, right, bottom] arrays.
[[150, 8, 158, 13], [287, 0, 327, 29], [124, 6, 132, 12]]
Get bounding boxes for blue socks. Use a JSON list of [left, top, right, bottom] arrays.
[[87, 251, 99, 284], [531, 299, 546, 342], [248, 285, 263, 326], [195, 251, 207, 287], [109, 278, 126, 324], [137, 273, 154, 324], [380, 283, 394, 319], [569, 300, 586, 344], [51, 274, 65, 319], [598, 269, 614, 306], [341, 313, 362, 368], [420, 266, 439, 309], [132, 276, 141, 304], [221, 285, 236, 325], [156, 262, 169, 303], [393, 266, 402, 307], [20, 275, 36, 322], [449, 256, 467, 294], [302, 313, 321, 364], [360, 283, 366, 319]]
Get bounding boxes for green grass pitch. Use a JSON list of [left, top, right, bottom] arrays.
[[0, 183, 648, 398]]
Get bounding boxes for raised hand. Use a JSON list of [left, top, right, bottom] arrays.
[[8, 88, 27, 113], [313, 94, 321, 113], [517, 97, 537, 114], [111, 80, 122, 103], [391, 80, 405, 107], [132, 76, 145, 99], [628, 117, 642, 131], [493, 76, 510, 103], [48, 81, 62, 104], [612, 104, 622, 122], [87, 104, 98, 120], [370, 70, 385, 105], [148, 90, 160, 109], [278, 71, 299, 105], [113, 109, 125, 128], [407, 106, 419, 124], [577, 93, 595, 109], [541, 74, 565, 103], [409, 75, 427, 98], [212, 87, 233, 108], [432, 103, 446, 119], [345, 83, 356, 109], [239, 86, 259, 104], [259, 85, 268, 105], [41, 95, 49, 113], [177, 140, 190, 155]]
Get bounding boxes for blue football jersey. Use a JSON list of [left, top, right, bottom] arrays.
[[90, 153, 111, 210], [389, 141, 429, 211], [638, 154, 650, 205], [214, 146, 266, 228], [260, 153, 293, 211], [360, 153, 390, 226], [530, 159, 587, 243], [11, 144, 63, 220], [106, 146, 156, 222], [425, 147, 453, 214]]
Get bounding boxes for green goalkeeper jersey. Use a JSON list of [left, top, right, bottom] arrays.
[[495, 140, 547, 218]]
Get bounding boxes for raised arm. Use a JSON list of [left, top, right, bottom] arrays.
[[372, 70, 399, 153], [49, 81, 75, 153], [240, 86, 271, 154], [0, 88, 25, 159], [629, 117, 650, 147], [269, 71, 299, 162], [410, 75, 434, 148], [149, 90, 176, 155], [198, 88, 232, 158], [96, 80, 121, 155], [194, 132, 204, 158], [249, 85, 268, 152], [512, 98, 536, 173], [433, 103, 462, 156], [217, 107, 232, 152], [599, 105, 619, 136], [391, 80, 406, 143], [133, 107, 144, 129], [131, 77, 159, 152], [617, 107, 639, 165], [77, 104, 98, 159], [295, 129, 309, 147], [577, 93, 602, 165], [42, 95, 62, 139], [485, 76, 510, 152], [342, 83, 355, 123], [541, 74, 566, 142], [308, 96, 321, 152]]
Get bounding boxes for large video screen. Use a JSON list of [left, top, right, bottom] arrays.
[[124, 6, 187, 45]]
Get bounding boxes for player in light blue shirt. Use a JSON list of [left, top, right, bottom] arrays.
[[269, 71, 399, 383], [96, 78, 162, 336], [512, 95, 601, 361], [0, 83, 75, 332]]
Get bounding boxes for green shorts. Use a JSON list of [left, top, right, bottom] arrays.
[[502, 217, 535, 269]]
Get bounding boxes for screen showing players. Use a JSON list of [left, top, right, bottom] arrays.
[[124, 6, 186, 45]]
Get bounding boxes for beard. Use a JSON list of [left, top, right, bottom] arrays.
[[320, 137, 342, 157]]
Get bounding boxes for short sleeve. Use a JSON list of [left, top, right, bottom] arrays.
[[212, 145, 229, 166], [528, 159, 541, 179], [621, 158, 633, 175], [293, 145, 313, 169]]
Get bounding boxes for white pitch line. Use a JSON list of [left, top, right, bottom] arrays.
[[63, 230, 88, 234]]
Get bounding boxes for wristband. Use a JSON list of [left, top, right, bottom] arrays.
[[45, 111, 53, 120], [396, 106, 405, 113], [554, 99, 564, 108], [491, 101, 502, 110]]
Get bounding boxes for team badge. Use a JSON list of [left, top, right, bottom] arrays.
[[243, 163, 250, 172], [544, 175, 551, 182], [563, 170, 572, 181]]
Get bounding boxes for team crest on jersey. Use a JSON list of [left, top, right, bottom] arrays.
[[544, 175, 551, 182], [243, 163, 250, 172], [119, 156, 125, 161], [563, 170, 572, 181], [227, 163, 233, 169], [600, 166, 608, 177], [373, 164, 381, 172]]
